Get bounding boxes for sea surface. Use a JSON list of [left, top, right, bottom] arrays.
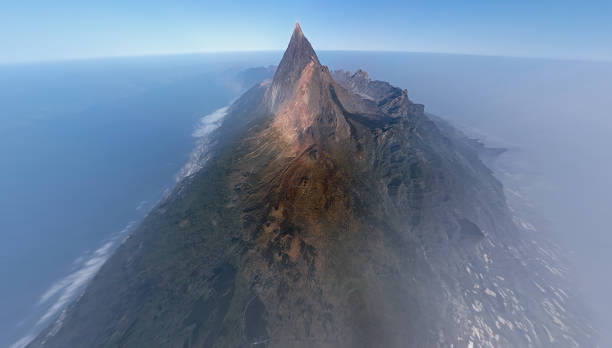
[[2, 51, 611, 347], [0, 52, 277, 347]]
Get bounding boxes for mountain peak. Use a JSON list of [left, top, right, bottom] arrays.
[[267, 23, 321, 111], [279, 22, 319, 72], [294, 21, 303, 36]]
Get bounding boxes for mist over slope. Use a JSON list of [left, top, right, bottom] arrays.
[[318, 52, 612, 345]]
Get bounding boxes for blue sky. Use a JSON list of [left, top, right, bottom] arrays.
[[1, 0, 611, 63]]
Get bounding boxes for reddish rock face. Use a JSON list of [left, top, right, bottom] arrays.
[[265, 23, 424, 156], [267, 24, 354, 150], [267, 22, 320, 112]]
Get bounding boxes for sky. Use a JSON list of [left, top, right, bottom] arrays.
[[1, 1, 611, 63]]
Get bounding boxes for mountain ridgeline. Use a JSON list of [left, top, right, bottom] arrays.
[[29, 23, 596, 348]]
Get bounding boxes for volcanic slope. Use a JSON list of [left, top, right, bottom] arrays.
[[30, 23, 596, 348]]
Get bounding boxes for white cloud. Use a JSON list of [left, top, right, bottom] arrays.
[[192, 106, 229, 138], [34, 220, 135, 326], [135, 200, 149, 211], [180, 106, 230, 179], [12, 105, 230, 348], [9, 335, 34, 348]]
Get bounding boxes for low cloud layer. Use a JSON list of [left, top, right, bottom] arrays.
[[11, 106, 232, 348], [180, 106, 230, 179], [11, 221, 136, 348], [192, 106, 229, 138]]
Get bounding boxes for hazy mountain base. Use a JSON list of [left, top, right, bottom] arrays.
[[30, 26, 596, 348]]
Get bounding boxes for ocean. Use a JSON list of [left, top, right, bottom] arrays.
[[0, 52, 277, 347]]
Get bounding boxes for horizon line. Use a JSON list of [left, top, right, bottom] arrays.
[[2, 49, 611, 67]]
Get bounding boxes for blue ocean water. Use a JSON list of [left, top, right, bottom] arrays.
[[0, 53, 280, 347], [2, 51, 611, 346]]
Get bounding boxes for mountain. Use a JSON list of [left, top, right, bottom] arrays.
[[29, 23, 596, 348]]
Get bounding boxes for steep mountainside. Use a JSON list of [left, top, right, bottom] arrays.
[[30, 23, 596, 348]]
